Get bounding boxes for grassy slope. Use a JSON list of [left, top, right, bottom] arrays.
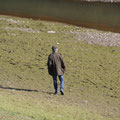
[[0, 15, 120, 120]]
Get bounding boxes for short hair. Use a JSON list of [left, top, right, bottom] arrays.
[[52, 46, 58, 52]]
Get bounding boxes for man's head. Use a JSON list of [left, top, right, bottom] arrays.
[[52, 46, 58, 53]]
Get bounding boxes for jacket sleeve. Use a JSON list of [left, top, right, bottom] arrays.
[[47, 55, 53, 75], [60, 55, 66, 71]]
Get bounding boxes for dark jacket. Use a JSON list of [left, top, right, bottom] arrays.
[[47, 52, 65, 76]]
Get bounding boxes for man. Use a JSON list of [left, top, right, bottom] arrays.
[[47, 46, 65, 95]]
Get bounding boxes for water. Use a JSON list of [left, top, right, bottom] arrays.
[[0, 0, 120, 32]]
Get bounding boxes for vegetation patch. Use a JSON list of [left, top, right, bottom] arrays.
[[0, 15, 120, 120]]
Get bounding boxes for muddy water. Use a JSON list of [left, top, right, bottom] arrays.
[[0, 0, 120, 32]]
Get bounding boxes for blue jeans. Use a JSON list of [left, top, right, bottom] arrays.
[[52, 75, 64, 93]]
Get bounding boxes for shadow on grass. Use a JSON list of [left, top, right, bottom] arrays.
[[46, 92, 55, 95], [0, 85, 39, 92], [41, 90, 54, 95]]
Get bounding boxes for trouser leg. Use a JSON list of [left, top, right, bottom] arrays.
[[52, 75, 58, 93], [59, 75, 64, 91]]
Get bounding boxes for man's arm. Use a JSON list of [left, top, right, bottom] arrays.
[[47, 55, 53, 75], [47, 55, 51, 68], [60, 55, 65, 71]]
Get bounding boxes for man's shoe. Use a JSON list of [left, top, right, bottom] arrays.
[[54, 91, 58, 95], [60, 90, 64, 95]]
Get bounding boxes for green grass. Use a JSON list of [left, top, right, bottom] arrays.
[[0, 15, 120, 120], [0, 90, 112, 120]]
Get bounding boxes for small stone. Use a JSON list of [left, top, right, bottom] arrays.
[[84, 100, 88, 103], [47, 31, 56, 34], [57, 115, 62, 118]]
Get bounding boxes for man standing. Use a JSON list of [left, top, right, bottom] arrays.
[[47, 46, 65, 95]]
